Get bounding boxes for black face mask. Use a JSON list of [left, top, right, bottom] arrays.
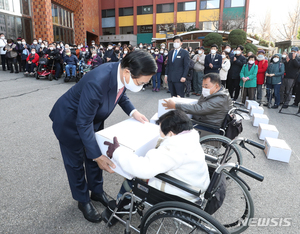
[[115, 50, 119, 54]]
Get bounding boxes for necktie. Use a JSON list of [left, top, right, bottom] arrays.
[[172, 50, 178, 63], [212, 55, 215, 61], [115, 87, 125, 104]]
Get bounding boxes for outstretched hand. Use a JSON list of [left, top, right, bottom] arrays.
[[162, 99, 176, 110], [104, 137, 120, 159], [94, 155, 116, 173]]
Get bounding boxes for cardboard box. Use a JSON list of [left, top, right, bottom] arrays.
[[257, 123, 279, 140], [250, 106, 264, 116], [95, 118, 160, 179], [150, 112, 159, 125], [158, 97, 198, 118], [252, 113, 269, 127], [264, 137, 291, 163], [246, 100, 259, 110]]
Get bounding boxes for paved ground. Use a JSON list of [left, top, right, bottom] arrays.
[[0, 69, 299, 234]]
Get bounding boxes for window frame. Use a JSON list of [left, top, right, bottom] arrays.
[[200, 0, 220, 10], [119, 7, 133, 17], [137, 5, 153, 15], [178, 1, 196, 12], [157, 3, 174, 13]]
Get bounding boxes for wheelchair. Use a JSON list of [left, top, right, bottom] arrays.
[[62, 63, 81, 82], [103, 150, 264, 234]]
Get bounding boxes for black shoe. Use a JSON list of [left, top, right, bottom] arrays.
[[271, 105, 278, 109], [282, 104, 289, 109], [91, 191, 110, 207], [263, 103, 269, 107], [186, 93, 190, 97], [290, 103, 298, 108], [15, 71, 19, 74], [78, 201, 102, 223], [54, 77, 58, 80], [64, 76, 70, 82], [167, 90, 170, 93], [10, 71, 14, 73]]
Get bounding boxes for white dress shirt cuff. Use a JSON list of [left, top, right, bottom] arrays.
[[129, 109, 137, 117]]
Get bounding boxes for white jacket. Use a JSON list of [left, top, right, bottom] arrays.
[[219, 58, 231, 80], [113, 129, 210, 201], [0, 38, 7, 55]]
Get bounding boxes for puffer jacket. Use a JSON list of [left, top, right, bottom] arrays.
[[255, 59, 268, 85], [239, 64, 258, 88], [4, 43, 17, 58], [266, 54, 285, 85], [175, 87, 233, 127], [192, 53, 205, 72], [284, 55, 300, 79]]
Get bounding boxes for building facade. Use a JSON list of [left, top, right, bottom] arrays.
[[99, 0, 250, 45], [0, 0, 99, 45]]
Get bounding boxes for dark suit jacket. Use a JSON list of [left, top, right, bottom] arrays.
[[49, 62, 135, 159], [165, 48, 190, 82], [204, 54, 222, 74]]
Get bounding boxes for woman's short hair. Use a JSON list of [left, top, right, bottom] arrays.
[[156, 110, 193, 135], [247, 54, 257, 62], [121, 50, 157, 78]]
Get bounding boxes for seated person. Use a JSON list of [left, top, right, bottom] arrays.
[[163, 73, 233, 134], [63, 48, 79, 82], [90, 50, 102, 69], [24, 48, 39, 75], [45, 43, 61, 80], [102, 110, 210, 224]]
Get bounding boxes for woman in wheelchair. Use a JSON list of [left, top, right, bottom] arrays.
[[103, 110, 210, 225]]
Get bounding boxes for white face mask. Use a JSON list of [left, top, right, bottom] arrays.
[[100, 46, 103, 49], [17, 41, 21, 44], [41, 45, 45, 48], [273, 58, 279, 63], [161, 46, 165, 49], [33, 41, 37, 45], [236, 50, 241, 55], [22, 41, 26, 45], [160, 50, 163, 54], [8, 43, 12, 46], [1, 36, 4, 39], [154, 52, 159, 55], [139, 45, 143, 48], [211, 49, 216, 54], [282, 55, 286, 58], [222, 55, 226, 59], [92, 43, 95, 45], [248, 60, 255, 64], [202, 84, 216, 97], [123, 74, 143, 92], [164, 52, 168, 56], [78, 46, 81, 49], [198, 50, 203, 54], [124, 50, 128, 54], [173, 42, 180, 49], [57, 46, 60, 49], [49, 47, 54, 50], [38, 40, 42, 43], [147, 47, 151, 50], [151, 50, 154, 53], [108, 46, 112, 50], [225, 48, 231, 53]]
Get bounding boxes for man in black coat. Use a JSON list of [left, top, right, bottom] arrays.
[[204, 44, 222, 74], [165, 36, 190, 97], [227, 45, 247, 101], [45, 43, 61, 80]]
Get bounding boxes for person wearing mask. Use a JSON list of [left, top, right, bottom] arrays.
[[90, 50, 103, 69], [37, 43, 47, 58], [224, 44, 234, 60], [0, 33, 7, 71], [219, 51, 231, 88], [76, 45, 82, 59], [104, 43, 114, 62], [30, 38, 41, 52], [49, 50, 157, 223], [4, 39, 19, 73], [113, 46, 122, 62], [24, 48, 39, 75], [160, 43, 166, 50], [246, 51, 253, 59], [20, 39, 30, 72], [255, 50, 268, 103], [46, 43, 61, 80], [122, 47, 129, 59], [192, 46, 205, 96], [280, 47, 300, 108], [227, 45, 247, 101], [15, 37, 24, 72], [281, 51, 287, 63], [152, 48, 164, 92], [239, 55, 258, 104], [38, 38, 43, 45], [161, 49, 169, 91], [63, 48, 79, 82], [138, 43, 143, 49], [91, 40, 96, 47], [264, 54, 285, 109], [204, 44, 222, 74]]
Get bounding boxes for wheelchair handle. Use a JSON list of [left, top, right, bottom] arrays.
[[205, 154, 218, 164], [245, 139, 265, 150], [236, 108, 249, 113], [237, 165, 264, 182]]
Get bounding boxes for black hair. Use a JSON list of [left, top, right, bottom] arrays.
[[225, 44, 231, 48], [7, 39, 12, 43], [237, 45, 244, 51], [33, 38, 37, 41], [247, 54, 256, 62], [108, 42, 113, 45], [121, 50, 157, 78], [211, 44, 218, 49], [0, 33, 4, 36], [203, 73, 221, 86], [173, 36, 183, 42], [156, 110, 193, 135]]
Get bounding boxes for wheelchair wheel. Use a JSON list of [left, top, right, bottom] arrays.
[[48, 73, 53, 81], [140, 201, 229, 234], [207, 168, 254, 234], [200, 135, 243, 165]]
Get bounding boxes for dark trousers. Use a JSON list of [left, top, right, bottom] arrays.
[[55, 62, 61, 78], [1, 54, 6, 70], [294, 82, 300, 105], [22, 60, 27, 72], [59, 142, 104, 203], [228, 78, 240, 100], [7, 57, 18, 72], [17, 55, 22, 72], [280, 78, 295, 105], [242, 87, 256, 104], [266, 83, 281, 106], [168, 81, 185, 98], [185, 80, 192, 94], [26, 62, 36, 73]]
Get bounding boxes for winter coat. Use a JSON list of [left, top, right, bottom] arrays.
[[64, 54, 79, 65], [228, 54, 247, 79], [284, 56, 300, 79], [113, 129, 210, 202], [219, 58, 231, 81], [153, 53, 163, 73], [239, 64, 258, 88], [186, 59, 195, 81], [26, 53, 40, 66], [0, 38, 7, 55], [46, 49, 61, 61], [30, 44, 41, 52], [91, 55, 103, 68], [4, 43, 18, 58], [266, 54, 285, 85], [176, 87, 233, 127], [255, 59, 268, 85], [192, 53, 205, 72]]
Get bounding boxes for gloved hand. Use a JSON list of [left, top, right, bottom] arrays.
[[104, 137, 120, 159]]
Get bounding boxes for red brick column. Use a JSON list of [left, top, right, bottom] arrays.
[[195, 0, 200, 29], [219, 0, 224, 30], [74, 3, 85, 44]]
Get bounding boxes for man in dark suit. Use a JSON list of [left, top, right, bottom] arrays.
[[49, 51, 157, 223], [204, 44, 222, 74], [165, 36, 190, 97]]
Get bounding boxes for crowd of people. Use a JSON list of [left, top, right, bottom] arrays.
[[0, 32, 300, 109]]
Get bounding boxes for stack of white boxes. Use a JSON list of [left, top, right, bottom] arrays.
[[252, 113, 269, 127], [246, 100, 259, 110], [264, 137, 292, 163], [250, 106, 264, 116]]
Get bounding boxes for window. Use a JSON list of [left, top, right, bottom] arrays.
[[157, 3, 174, 13], [52, 4, 59, 24], [200, 0, 220, 10], [103, 27, 115, 35], [119, 7, 133, 16], [21, 0, 31, 16], [178, 1, 196, 11], [0, 14, 6, 35], [16, 17, 23, 38], [102, 9, 115, 18], [137, 25, 153, 33], [137, 5, 153, 15], [53, 25, 74, 44], [7, 15, 16, 39], [199, 21, 218, 30], [225, 0, 245, 8], [120, 26, 133, 34], [177, 23, 196, 32]]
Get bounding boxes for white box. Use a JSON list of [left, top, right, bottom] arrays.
[[150, 112, 159, 125], [95, 118, 160, 179], [257, 123, 279, 140], [158, 97, 198, 118], [250, 106, 264, 116], [264, 137, 291, 163], [252, 113, 269, 127], [246, 100, 259, 110]]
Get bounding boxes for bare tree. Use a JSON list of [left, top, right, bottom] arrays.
[[259, 10, 272, 40]]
